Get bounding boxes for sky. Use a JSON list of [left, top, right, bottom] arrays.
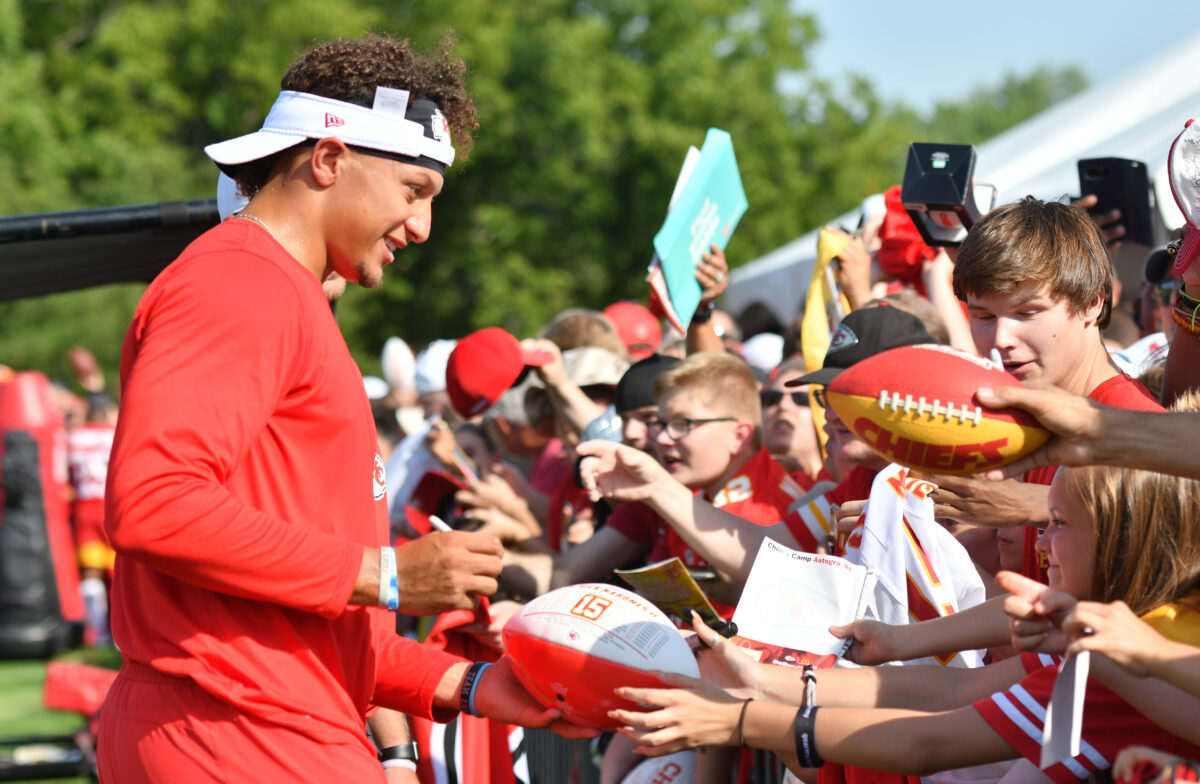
[[800, 0, 1200, 113]]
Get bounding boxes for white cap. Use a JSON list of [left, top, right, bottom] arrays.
[[363, 375, 389, 400], [562, 346, 630, 387], [415, 339, 457, 396], [205, 88, 454, 171], [381, 337, 417, 397], [741, 332, 784, 373]]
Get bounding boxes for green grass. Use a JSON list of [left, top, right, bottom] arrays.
[[0, 647, 120, 783]]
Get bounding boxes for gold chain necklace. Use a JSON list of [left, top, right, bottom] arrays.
[[231, 212, 277, 242]]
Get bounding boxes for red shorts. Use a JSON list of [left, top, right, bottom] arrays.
[[98, 663, 383, 783]]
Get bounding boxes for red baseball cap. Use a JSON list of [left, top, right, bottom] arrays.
[[445, 327, 554, 417], [603, 301, 662, 361], [404, 470, 469, 535]]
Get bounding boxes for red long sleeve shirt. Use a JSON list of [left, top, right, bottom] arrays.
[[105, 221, 461, 750]]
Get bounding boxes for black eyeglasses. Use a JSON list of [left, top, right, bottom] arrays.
[[812, 388, 828, 408], [646, 417, 737, 440], [761, 390, 810, 408]]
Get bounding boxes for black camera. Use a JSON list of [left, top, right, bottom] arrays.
[[901, 142, 996, 247]]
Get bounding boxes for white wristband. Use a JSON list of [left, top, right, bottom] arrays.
[[382, 759, 417, 771], [378, 547, 399, 611]]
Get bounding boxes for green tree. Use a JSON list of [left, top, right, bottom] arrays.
[[0, 0, 1086, 383]]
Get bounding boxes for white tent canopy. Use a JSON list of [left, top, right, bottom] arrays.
[[724, 30, 1200, 329]]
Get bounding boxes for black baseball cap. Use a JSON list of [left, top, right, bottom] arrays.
[[614, 354, 680, 413], [786, 306, 935, 387], [1143, 246, 1174, 284]]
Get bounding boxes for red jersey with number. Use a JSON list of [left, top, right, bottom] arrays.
[[1020, 373, 1163, 581], [105, 220, 462, 754], [606, 447, 804, 617], [67, 422, 116, 569]]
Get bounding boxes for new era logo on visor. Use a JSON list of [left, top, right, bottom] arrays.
[[325, 113, 344, 128], [430, 108, 450, 144], [827, 323, 859, 353]]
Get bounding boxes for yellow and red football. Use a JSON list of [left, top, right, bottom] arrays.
[[826, 344, 1049, 476]]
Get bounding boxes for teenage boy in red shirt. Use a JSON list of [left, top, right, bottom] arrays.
[[934, 196, 1162, 579]]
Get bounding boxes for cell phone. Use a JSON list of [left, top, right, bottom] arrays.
[[1077, 157, 1155, 248]]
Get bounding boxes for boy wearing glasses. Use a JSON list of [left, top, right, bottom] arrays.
[[576, 306, 936, 584], [502, 352, 804, 613]]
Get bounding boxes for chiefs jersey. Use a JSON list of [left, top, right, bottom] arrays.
[[66, 422, 116, 570], [975, 591, 1200, 784]]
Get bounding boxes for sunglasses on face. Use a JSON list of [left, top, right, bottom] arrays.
[[761, 390, 810, 408]]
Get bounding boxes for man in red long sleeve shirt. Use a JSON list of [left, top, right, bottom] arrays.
[[100, 35, 588, 783]]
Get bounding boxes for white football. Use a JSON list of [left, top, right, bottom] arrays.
[[503, 583, 699, 729]]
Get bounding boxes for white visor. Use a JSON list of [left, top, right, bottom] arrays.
[[204, 89, 455, 170]]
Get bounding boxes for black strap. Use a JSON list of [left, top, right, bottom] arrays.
[[793, 706, 824, 768], [379, 742, 419, 763]]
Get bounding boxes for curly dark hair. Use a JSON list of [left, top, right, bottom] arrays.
[[231, 33, 478, 197]]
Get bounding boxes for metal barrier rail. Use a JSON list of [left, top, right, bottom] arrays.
[[522, 731, 787, 783]]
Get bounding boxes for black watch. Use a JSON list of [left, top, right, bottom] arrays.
[[379, 743, 419, 763], [691, 301, 715, 324]]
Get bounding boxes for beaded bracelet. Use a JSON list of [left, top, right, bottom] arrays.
[[1173, 287, 1200, 335]]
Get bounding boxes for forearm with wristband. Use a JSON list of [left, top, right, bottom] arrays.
[[378, 547, 399, 611], [459, 661, 491, 718], [790, 666, 824, 767], [379, 743, 418, 771]]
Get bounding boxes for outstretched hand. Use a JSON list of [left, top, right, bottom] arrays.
[[576, 440, 674, 504], [690, 612, 762, 698], [473, 656, 601, 739], [828, 619, 902, 666], [1061, 600, 1168, 676], [995, 570, 1073, 655], [976, 385, 1105, 479], [609, 671, 743, 756]]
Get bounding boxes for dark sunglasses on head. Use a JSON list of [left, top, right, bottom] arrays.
[[761, 390, 810, 408]]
